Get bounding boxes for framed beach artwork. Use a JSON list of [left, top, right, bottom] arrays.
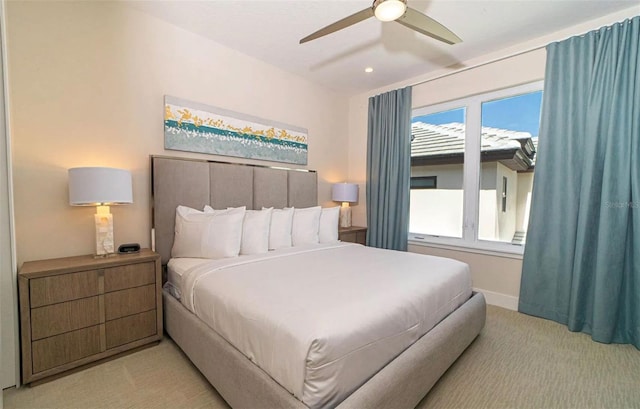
[[164, 96, 308, 165]]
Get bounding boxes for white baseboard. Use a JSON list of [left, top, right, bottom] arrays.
[[473, 288, 519, 311]]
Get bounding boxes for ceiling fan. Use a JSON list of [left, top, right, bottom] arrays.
[[299, 0, 462, 45]]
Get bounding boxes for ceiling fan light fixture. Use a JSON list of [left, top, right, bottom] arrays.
[[300, 0, 461, 46], [374, 0, 407, 22]]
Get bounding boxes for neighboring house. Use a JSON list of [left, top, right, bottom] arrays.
[[410, 122, 537, 244]]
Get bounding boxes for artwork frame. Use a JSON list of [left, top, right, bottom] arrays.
[[164, 96, 308, 165]]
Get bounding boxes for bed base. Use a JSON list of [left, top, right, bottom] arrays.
[[163, 290, 486, 409]]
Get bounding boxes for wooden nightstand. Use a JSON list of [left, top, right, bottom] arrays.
[[18, 249, 162, 384], [339, 226, 367, 245]]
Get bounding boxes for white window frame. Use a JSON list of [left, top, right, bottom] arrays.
[[409, 80, 544, 257]]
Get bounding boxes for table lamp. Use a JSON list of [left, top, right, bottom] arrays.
[[332, 183, 358, 228], [68, 167, 133, 256]]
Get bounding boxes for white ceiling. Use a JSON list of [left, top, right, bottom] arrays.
[[127, 0, 639, 95]]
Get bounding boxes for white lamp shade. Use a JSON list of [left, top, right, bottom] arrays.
[[332, 183, 359, 203], [68, 167, 133, 206]]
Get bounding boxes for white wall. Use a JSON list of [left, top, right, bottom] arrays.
[[408, 244, 522, 310], [7, 1, 349, 265], [4, 0, 350, 388], [347, 7, 640, 307]]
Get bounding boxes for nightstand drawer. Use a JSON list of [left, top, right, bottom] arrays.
[[32, 326, 102, 373], [104, 262, 155, 292], [31, 296, 101, 340], [105, 284, 156, 321], [106, 310, 157, 349], [30, 270, 100, 308]]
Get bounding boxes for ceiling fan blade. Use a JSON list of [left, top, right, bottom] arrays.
[[396, 7, 462, 45], [300, 7, 374, 44]]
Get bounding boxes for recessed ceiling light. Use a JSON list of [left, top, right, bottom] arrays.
[[365, 67, 374, 73]]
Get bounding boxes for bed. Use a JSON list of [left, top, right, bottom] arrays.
[[151, 155, 486, 409]]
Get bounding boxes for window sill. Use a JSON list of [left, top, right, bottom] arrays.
[[408, 236, 524, 260]]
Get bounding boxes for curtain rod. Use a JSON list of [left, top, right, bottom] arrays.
[[407, 15, 637, 89], [408, 43, 547, 89]]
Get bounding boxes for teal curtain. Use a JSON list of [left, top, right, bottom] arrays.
[[366, 86, 412, 250], [519, 17, 640, 349]]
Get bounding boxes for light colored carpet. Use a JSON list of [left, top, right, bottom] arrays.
[[4, 305, 640, 409], [3, 337, 228, 409], [417, 306, 640, 409]]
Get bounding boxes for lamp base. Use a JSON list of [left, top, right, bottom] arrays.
[[95, 206, 115, 256], [339, 205, 352, 228]]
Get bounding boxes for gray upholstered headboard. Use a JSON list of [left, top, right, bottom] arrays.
[[151, 155, 318, 264]]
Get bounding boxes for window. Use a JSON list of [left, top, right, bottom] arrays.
[[410, 176, 437, 189], [409, 81, 543, 254], [501, 177, 507, 213]]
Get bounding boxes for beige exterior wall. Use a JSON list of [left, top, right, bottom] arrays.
[[516, 172, 534, 233], [478, 164, 499, 240], [410, 188, 463, 237], [410, 162, 503, 239], [6, 1, 349, 265], [410, 163, 464, 237], [411, 161, 525, 242], [494, 162, 518, 241]]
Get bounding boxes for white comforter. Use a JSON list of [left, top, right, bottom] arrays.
[[176, 242, 471, 409]]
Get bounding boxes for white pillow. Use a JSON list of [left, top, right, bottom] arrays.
[[240, 208, 273, 255], [171, 205, 245, 259], [204, 205, 245, 214], [267, 207, 294, 250], [319, 206, 340, 243], [292, 206, 321, 246]]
